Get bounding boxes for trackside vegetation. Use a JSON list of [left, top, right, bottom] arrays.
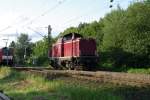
[[127, 68, 150, 74], [0, 67, 150, 100]]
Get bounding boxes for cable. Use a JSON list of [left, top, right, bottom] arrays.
[[27, 27, 45, 37], [0, 33, 18, 37], [57, 4, 109, 29], [0, 26, 12, 33], [0, 0, 49, 33], [58, 0, 128, 29], [0, 0, 67, 34], [23, 0, 67, 26], [20, 0, 67, 38], [0, 15, 30, 33]]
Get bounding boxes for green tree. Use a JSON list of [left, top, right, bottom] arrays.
[[101, 7, 127, 68], [59, 27, 79, 37], [102, 2, 150, 67], [123, 2, 150, 67], [32, 36, 53, 66], [15, 33, 32, 64], [79, 21, 104, 52], [9, 41, 16, 48], [102, 7, 126, 51], [145, 0, 150, 3]]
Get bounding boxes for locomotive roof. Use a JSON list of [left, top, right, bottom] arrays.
[[56, 33, 83, 43], [63, 33, 83, 38]]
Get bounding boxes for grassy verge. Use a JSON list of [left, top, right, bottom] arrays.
[[99, 65, 150, 74], [0, 67, 150, 100], [127, 68, 150, 74]]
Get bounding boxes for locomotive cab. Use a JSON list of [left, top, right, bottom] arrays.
[[0, 47, 14, 66]]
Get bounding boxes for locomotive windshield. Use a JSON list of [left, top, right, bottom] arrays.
[[2, 47, 13, 56]]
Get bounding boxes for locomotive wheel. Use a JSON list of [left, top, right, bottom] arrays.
[[74, 59, 82, 70], [50, 60, 59, 70], [66, 62, 74, 70]]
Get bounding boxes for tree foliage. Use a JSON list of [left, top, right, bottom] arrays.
[[32, 35, 54, 66], [32, 37, 49, 65], [10, 33, 33, 65], [9, 41, 16, 48]]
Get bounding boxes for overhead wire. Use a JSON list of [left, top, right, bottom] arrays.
[[31, 1, 105, 34], [0, 0, 47, 33], [0, 16, 30, 33], [23, 0, 117, 37], [16, 0, 50, 39], [56, 2, 110, 29], [0, 0, 67, 35], [57, 0, 127, 29], [23, 0, 67, 27], [21, 0, 67, 38], [0, 0, 125, 39], [27, 27, 45, 37]]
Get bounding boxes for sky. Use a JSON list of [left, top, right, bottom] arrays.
[[0, 0, 135, 47]]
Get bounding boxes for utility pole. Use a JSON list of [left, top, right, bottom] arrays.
[[3, 39, 8, 47], [48, 25, 52, 45], [48, 25, 52, 58], [3, 38, 9, 66]]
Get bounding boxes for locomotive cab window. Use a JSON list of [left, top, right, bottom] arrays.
[[2, 47, 13, 56], [2, 47, 8, 55], [63, 33, 73, 41], [63, 33, 83, 41]]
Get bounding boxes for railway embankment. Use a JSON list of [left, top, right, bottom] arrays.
[[13, 67, 150, 87], [1, 67, 150, 100]]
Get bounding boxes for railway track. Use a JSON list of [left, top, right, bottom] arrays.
[[12, 67, 150, 87]]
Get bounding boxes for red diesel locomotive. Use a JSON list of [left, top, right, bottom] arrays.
[[49, 33, 98, 70], [0, 47, 14, 66]]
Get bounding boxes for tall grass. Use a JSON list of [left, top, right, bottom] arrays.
[[0, 66, 11, 79], [58, 85, 121, 100], [127, 68, 150, 74], [0, 67, 150, 100]]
